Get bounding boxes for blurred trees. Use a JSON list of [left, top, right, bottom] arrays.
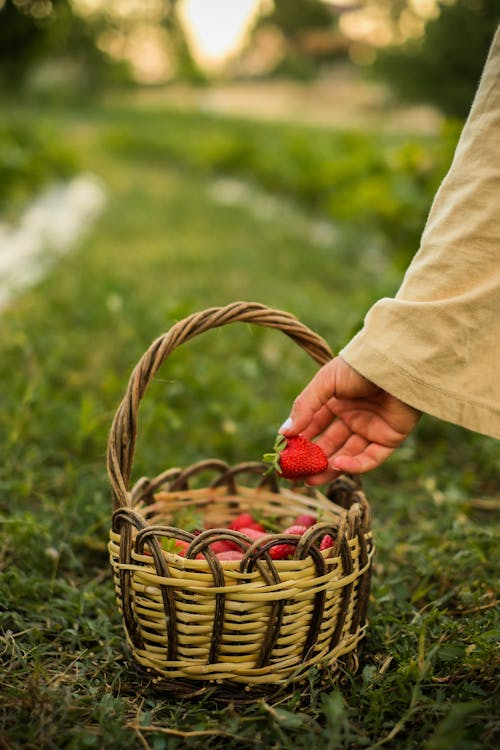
[[247, 0, 498, 117], [2, 0, 498, 114], [250, 0, 348, 79], [0, 0, 203, 94], [161, 0, 206, 83], [372, 0, 500, 117], [0, 0, 122, 92]]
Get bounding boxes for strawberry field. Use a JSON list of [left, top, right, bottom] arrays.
[[0, 96, 498, 749]]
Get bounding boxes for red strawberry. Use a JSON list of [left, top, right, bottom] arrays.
[[224, 526, 266, 551], [160, 538, 190, 556], [269, 523, 307, 560], [216, 550, 244, 561], [263, 434, 328, 479], [250, 521, 266, 533], [284, 524, 308, 535], [294, 514, 317, 528], [319, 534, 335, 552], [269, 543, 294, 560], [238, 527, 265, 542], [229, 513, 264, 532], [210, 540, 234, 554]]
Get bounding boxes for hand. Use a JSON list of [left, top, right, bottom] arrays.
[[280, 356, 421, 483]]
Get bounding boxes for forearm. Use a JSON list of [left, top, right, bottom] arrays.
[[341, 27, 500, 440]]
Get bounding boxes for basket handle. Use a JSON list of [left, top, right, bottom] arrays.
[[107, 301, 334, 509]]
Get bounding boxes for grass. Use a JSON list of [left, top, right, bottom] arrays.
[[0, 96, 498, 750]]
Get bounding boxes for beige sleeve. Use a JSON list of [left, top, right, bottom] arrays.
[[340, 26, 500, 440]]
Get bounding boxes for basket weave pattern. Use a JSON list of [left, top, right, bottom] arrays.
[[107, 302, 374, 695]]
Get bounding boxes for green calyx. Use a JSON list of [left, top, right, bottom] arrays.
[[263, 433, 287, 475]]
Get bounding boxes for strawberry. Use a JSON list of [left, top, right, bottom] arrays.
[[229, 513, 265, 532], [223, 526, 266, 551], [268, 543, 294, 560], [216, 550, 244, 561], [269, 523, 307, 560], [284, 524, 309, 535], [319, 534, 335, 552], [238, 526, 265, 542], [210, 540, 235, 554], [294, 514, 317, 528], [160, 538, 190, 556], [263, 434, 328, 479]]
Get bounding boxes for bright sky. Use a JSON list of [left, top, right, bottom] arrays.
[[178, 0, 264, 71]]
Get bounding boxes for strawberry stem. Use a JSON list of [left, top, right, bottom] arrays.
[[262, 433, 287, 475]]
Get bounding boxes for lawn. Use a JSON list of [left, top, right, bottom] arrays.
[[0, 97, 498, 750]]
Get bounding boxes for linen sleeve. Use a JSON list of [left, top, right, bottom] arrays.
[[340, 26, 500, 440]]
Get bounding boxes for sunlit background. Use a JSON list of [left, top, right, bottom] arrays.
[[69, 0, 443, 84], [2, 0, 497, 319], [1, 0, 497, 126]]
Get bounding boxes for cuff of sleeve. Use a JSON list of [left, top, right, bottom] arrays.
[[340, 332, 500, 440]]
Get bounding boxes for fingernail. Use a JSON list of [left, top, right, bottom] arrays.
[[279, 417, 293, 433]]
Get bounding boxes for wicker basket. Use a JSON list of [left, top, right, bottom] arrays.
[[107, 301, 374, 698]]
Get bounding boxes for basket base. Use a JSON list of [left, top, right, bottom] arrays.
[[127, 651, 361, 703]]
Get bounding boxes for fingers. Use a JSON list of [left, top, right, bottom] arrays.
[[298, 403, 337, 441], [280, 360, 339, 438], [279, 357, 380, 440], [333, 442, 395, 474], [316, 418, 355, 457], [305, 440, 395, 485]]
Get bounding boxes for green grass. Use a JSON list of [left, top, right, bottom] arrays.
[[0, 116, 78, 219], [0, 98, 498, 750], [100, 101, 461, 271]]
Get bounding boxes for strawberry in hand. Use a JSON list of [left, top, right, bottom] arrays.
[[263, 434, 328, 480]]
